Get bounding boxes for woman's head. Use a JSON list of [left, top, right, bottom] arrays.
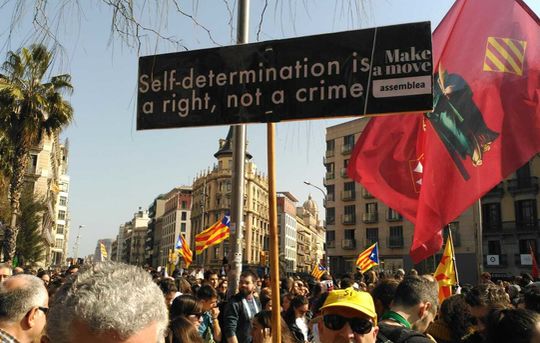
[[252, 310, 295, 343], [170, 315, 204, 343], [170, 294, 204, 330], [486, 308, 540, 343]]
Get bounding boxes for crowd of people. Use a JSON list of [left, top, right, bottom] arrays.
[[0, 261, 539, 343]]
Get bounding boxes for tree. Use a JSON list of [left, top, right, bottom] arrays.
[[0, 44, 73, 262], [15, 189, 47, 265]]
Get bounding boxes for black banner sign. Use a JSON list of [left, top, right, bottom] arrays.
[[137, 22, 432, 130]]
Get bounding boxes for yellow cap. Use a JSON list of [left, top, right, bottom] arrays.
[[320, 287, 377, 324]]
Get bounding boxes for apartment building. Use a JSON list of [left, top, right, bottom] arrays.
[[191, 127, 269, 269], [482, 156, 540, 278], [325, 118, 478, 283]]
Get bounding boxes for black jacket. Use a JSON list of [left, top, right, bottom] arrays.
[[222, 293, 261, 343]]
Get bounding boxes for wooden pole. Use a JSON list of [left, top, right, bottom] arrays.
[[267, 122, 281, 343]]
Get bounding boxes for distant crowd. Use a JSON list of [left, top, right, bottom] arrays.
[[0, 261, 539, 343]]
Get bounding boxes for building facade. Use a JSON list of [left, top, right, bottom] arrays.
[[325, 118, 478, 283], [296, 196, 326, 273], [94, 238, 112, 262], [23, 134, 70, 266], [191, 128, 269, 269], [114, 208, 149, 266], [277, 192, 299, 273], [482, 156, 540, 278], [145, 194, 167, 267], [157, 187, 192, 267]]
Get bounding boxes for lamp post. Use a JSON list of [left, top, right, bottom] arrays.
[[303, 181, 330, 273], [73, 225, 84, 262]]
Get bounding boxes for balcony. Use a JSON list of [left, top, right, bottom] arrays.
[[516, 219, 539, 232], [387, 236, 404, 248], [483, 182, 505, 199], [341, 190, 355, 201], [342, 214, 356, 225], [386, 210, 403, 222], [361, 188, 374, 199], [341, 168, 350, 178], [326, 150, 335, 158], [507, 177, 539, 196], [341, 144, 353, 155], [323, 193, 335, 207], [326, 216, 335, 225], [325, 171, 335, 180], [483, 222, 502, 233], [327, 240, 336, 248], [362, 212, 378, 223], [341, 239, 357, 250]]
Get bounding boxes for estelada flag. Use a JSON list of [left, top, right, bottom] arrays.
[[99, 241, 108, 261], [434, 235, 457, 303], [355, 242, 379, 272], [195, 214, 231, 255], [311, 263, 326, 280], [348, 0, 540, 263], [175, 233, 193, 268]]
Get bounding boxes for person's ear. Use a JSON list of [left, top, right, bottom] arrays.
[[26, 307, 38, 328]]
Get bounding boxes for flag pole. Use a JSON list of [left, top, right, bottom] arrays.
[[227, 0, 249, 299], [476, 199, 484, 282], [267, 122, 282, 343], [448, 228, 460, 287]]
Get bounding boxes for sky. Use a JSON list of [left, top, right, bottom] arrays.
[[0, 0, 538, 259]]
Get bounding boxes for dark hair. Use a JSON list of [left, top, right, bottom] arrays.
[[170, 294, 202, 319], [170, 315, 204, 343], [464, 283, 510, 307], [260, 293, 272, 310], [37, 270, 49, 279], [523, 285, 540, 312], [197, 284, 218, 301], [241, 270, 258, 281], [371, 278, 399, 314], [159, 278, 178, 295], [392, 276, 438, 313], [204, 270, 217, 281], [439, 295, 475, 342], [177, 278, 193, 295], [283, 295, 308, 325], [486, 308, 540, 343], [340, 277, 354, 289], [253, 310, 295, 343]]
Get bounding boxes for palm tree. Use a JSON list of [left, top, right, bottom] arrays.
[[0, 44, 73, 262]]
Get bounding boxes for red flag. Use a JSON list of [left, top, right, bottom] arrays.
[[348, 0, 540, 263], [530, 242, 539, 280]]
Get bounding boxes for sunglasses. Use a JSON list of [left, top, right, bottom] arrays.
[[323, 314, 373, 335], [188, 312, 203, 319]]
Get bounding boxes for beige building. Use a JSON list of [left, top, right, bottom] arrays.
[[191, 128, 269, 269], [23, 134, 70, 266], [114, 208, 149, 266], [482, 156, 540, 278], [296, 196, 325, 273], [156, 187, 192, 267], [325, 118, 478, 283]]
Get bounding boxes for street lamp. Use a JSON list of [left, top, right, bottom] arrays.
[[303, 181, 330, 272], [73, 225, 84, 262]]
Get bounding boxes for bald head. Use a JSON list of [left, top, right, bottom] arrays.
[[0, 274, 48, 323]]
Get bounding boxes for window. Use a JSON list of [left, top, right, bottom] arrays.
[[366, 228, 378, 246], [326, 208, 335, 225], [344, 229, 355, 240], [482, 203, 502, 231], [326, 140, 335, 153], [515, 199, 537, 228], [181, 223, 186, 232], [344, 182, 355, 192], [181, 211, 187, 221], [181, 201, 187, 209], [326, 185, 335, 201], [326, 162, 335, 172], [344, 205, 356, 216], [488, 240, 501, 254], [519, 239, 536, 254], [59, 196, 67, 206], [516, 162, 531, 180], [344, 159, 349, 168], [389, 226, 404, 247], [58, 210, 66, 221], [344, 134, 355, 148], [60, 183, 69, 192], [55, 239, 63, 248], [387, 208, 402, 221], [366, 203, 378, 213], [56, 224, 64, 235]]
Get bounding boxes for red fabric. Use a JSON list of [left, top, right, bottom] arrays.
[[348, 0, 540, 263], [531, 243, 539, 280]]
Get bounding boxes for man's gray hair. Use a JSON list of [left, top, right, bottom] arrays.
[[46, 262, 168, 342], [0, 274, 48, 322]]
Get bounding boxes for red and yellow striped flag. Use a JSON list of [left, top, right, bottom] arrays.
[[356, 242, 379, 272], [195, 214, 231, 255]]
